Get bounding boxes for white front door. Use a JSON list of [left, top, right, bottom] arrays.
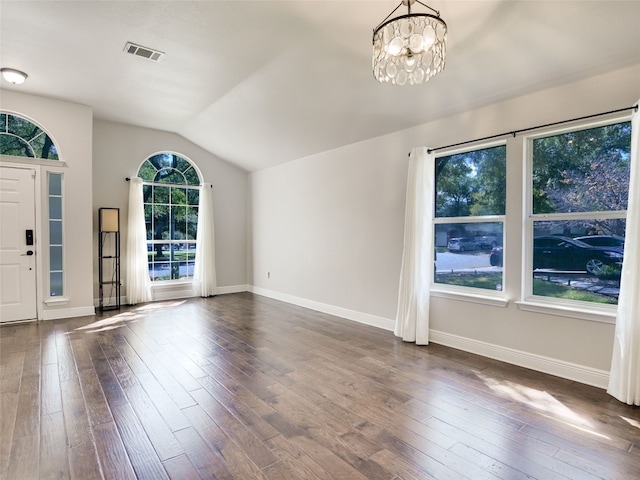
[[0, 166, 37, 322]]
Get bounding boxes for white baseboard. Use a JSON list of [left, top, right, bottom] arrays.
[[250, 286, 395, 331], [216, 284, 251, 295], [42, 306, 95, 321], [250, 286, 609, 389], [429, 329, 610, 389], [95, 284, 251, 307]]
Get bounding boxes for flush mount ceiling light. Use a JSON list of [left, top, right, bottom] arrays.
[[372, 0, 447, 86], [1, 68, 28, 85]]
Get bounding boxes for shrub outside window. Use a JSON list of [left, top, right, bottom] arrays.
[[527, 120, 631, 306], [434, 144, 506, 292], [137, 153, 200, 282]]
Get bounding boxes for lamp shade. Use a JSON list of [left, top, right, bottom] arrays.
[[99, 208, 119, 232]]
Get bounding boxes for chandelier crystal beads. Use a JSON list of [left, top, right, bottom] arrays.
[[372, 0, 447, 86]]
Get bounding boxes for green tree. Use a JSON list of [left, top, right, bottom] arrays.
[[435, 156, 476, 217], [436, 145, 506, 217], [532, 122, 631, 215]]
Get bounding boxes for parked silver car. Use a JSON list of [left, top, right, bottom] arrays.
[[448, 237, 478, 252]]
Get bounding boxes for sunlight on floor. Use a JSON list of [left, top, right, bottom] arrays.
[[73, 300, 187, 333], [619, 415, 640, 429], [475, 371, 611, 440]]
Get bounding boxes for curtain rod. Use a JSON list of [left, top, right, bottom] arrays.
[[419, 104, 638, 155], [125, 177, 211, 187]]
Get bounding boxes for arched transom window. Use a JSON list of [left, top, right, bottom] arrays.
[[0, 112, 59, 159], [138, 152, 201, 281]]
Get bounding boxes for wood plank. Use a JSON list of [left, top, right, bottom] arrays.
[[2, 293, 640, 480], [110, 402, 170, 480], [92, 420, 137, 479], [162, 454, 202, 480], [39, 412, 70, 480], [173, 426, 235, 480]]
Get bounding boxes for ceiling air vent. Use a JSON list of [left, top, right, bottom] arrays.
[[124, 42, 164, 62]]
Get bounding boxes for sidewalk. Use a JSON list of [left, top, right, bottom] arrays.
[[533, 272, 620, 299]]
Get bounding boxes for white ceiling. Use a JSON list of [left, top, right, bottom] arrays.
[[1, 1, 639, 172]]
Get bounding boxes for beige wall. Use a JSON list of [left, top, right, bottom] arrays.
[[250, 64, 640, 386], [92, 120, 249, 301]]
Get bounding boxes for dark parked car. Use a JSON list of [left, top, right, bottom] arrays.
[[490, 246, 503, 267], [574, 235, 624, 251], [534, 236, 623, 275], [448, 237, 478, 252]]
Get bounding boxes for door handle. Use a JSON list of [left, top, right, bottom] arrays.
[[21, 250, 34, 256]]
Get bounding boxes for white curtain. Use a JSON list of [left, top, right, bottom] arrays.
[[395, 147, 435, 344], [125, 177, 152, 304], [608, 103, 640, 405], [192, 183, 217, 297]]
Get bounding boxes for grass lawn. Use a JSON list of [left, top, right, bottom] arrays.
[[435, 272, 503, 291], [435, 272, 617, 304], [532, 279, 617, 304]]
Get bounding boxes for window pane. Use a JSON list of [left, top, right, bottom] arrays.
[[186, 206, 198, 239], [172, 205, 187, 238], [155, 168, 185, 184], [49, 173, 62, 196], [50, 246, 63, 271], [532, 220, 623, 305], [151, 261, 170, 281], [0, 135, 33, 156], [187, 188, 200, 206], [49, 196, 62, 220], [148, 153, 172, 171], [30, 133, 58, 160], [171, 187, 187, 205], [184, 168, 200, 185], [138, 161, 157, 182], [153, 185, 170, 204], [435, 222, 503, 291], [144, 205, 153, 240], [154, 210, 169, 240], [532, 122, 631, 214], [50, 272, 63, 297], [436, 145, 506, 217], [8, 114, 41, 140], [174, 156, 192, 174], [142, 184, 152, 203], [50, 220, 62, 245]]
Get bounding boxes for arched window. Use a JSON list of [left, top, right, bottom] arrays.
[[0, 112, 59, 159], [138, 152, 201, 281]]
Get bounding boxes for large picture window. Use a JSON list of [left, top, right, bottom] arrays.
[[526, 121, 631, 306], [434, 144, 506, 291], [137, 153, 200, 281]]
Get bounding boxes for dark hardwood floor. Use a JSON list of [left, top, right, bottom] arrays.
[[1, 292, 639, 479]]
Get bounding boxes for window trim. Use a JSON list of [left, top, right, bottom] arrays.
[[522, 115, 631, 320], [137, 151, 202, 284], [432, 140, 508, 300]]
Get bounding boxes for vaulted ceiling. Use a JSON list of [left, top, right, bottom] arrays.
[[2, 1, 639, 171]]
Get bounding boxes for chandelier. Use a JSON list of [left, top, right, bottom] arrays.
[[372, 0, 447, 85]]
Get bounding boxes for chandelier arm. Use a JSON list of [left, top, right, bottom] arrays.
[[415, 0, 440, 16], [373, 2, 404, 32]]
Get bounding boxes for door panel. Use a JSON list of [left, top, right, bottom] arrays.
[[0, 166, 37, 322]]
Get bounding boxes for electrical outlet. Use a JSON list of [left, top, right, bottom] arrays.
[[267, 272, 270, 279]]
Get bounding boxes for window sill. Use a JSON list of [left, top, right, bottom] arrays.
[[516, 299, 616, 324], [44, 297, 69, 306], [430, 287, 509, 308]]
